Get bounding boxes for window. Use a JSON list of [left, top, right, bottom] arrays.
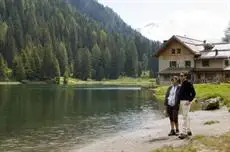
[[177, 48, 181, 54], [185, 60, 191, 68], [169, 61, 177, 68], [171, 49, 176, 54], [224, 60, 229, 67], [202, 60, 210, 67], [226, 73, 230, 78]]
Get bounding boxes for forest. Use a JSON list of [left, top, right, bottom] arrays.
[[0, 0, 160, 82]]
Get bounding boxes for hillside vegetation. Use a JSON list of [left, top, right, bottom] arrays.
[[0, 0, 160, 82]]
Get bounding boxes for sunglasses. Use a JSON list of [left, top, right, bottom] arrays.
[[180, 75, 184, 77]]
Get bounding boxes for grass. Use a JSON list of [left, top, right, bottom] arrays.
[[204, 120, 220, 125], [152, 132, 230, 152], [155, 83, 230, 110], [66, 76, 155, 87]]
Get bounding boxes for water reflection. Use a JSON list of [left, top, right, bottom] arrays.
[[0, 85, 162, 151]]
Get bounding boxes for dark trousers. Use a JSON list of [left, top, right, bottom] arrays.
[[167, 106, 179, 123]]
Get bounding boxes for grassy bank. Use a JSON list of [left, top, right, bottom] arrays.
[[67, 77, 155, 87], [155, 83, 230, 109], [153, 132, 230, 152]]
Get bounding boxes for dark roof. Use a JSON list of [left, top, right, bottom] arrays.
[[158, 67, 193, 74]]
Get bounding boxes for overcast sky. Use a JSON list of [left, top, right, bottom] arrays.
[[98, 0, 230, 42]]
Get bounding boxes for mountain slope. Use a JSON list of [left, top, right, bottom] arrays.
[[0, 0, 159, 82], [67, 0, 160, 74], [67, 0, 134, 35]]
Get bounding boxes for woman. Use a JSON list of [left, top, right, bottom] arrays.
[[164, 76, 181, 136]]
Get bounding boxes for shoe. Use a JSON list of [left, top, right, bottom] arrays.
[[178, 133, 188, 139], [187, 131, 192, 136], [168, 129, 176, 136], [175, 129, 179, 136]]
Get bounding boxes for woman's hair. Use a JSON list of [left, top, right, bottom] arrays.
[[171, 76, 180, 83]]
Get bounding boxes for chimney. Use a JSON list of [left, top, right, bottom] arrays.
[[215, 49, 218, 56], [163, 40, 168, 43]]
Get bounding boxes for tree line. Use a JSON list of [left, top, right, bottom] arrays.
[[0, 0, 160, 82]]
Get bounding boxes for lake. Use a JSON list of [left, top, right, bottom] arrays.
[[0, 85, 164, 152]]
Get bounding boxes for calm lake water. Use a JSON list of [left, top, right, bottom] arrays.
[[0, 85, 163, 152]]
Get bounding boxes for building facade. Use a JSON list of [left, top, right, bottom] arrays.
[[154, 35, 230, 84]]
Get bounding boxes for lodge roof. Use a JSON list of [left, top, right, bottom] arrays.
[[154, 35, 230, 59]]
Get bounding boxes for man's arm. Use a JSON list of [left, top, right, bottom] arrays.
[[191, 84, 196, 100], [189, 83, 196, 102]]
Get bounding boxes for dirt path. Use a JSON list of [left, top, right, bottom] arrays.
[[73, 107, 230, 152]]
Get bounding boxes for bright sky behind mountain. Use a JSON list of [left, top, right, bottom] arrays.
[[98, 0, 230, 42]]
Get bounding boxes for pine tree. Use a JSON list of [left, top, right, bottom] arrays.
[[21, 49, 32, 80], [0, 0, 6, 20], [63, 70, 69, 84], [138, 61, 142, 77], [13, 13, 24, 49], [81, 48, 91, 80], [41, 44, 56, 79], [73, 48, 83, 79], [56, 42, 68, 75], [53, 57, 61, 77], [4, 31, 17, 66], [91, 43, 103, 80], [0, 53, 7, 80], [33, 50, 41, 80], [74, 48, 91, 80], [13, 55, 25, 81], [125, 39, 138, 77], [118, 47, 126, 75], [102, 47, 111, 78], [0, 22, 8, 41]]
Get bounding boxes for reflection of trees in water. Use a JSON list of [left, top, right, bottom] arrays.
[[0, 86, 155, 134], [72, 89, 146, 116]]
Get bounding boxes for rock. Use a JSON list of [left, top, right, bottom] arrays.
[[201, 97, 222, 110]]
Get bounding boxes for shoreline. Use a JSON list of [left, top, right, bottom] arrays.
[[73, 107, 230, 152], [0, 81, 21, 85], [0, 79, 155, 90]]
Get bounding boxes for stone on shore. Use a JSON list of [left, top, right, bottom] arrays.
[[201, 97, 222, 110]]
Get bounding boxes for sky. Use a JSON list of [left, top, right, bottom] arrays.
[[98, 0, 230, 42]]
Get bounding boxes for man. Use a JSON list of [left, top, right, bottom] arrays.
[[178, 72, 196, 139], [164, 76, 181, 136]]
